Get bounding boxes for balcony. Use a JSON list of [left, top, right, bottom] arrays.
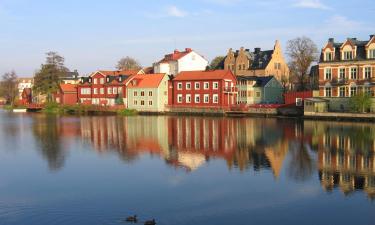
[[223, 87, 237, 93]]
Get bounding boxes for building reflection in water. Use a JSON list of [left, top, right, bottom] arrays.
[[304, 121, 375, 199]]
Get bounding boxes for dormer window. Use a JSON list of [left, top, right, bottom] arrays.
[[343, 51, 353, 60], [89, 78, 92, 83], [325, 52, 333, 61], [106, 77, 110, 83], [369, 49, 375, 59]]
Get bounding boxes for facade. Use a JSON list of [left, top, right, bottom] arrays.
[[17, 78, 33, 99], [170, 70, 237, 109], [237, 76, 283, 105], [224, 40, 290, 83], [318, 35, 375, 111], [153, 48, 209, 75], [54, 84, 78, 105], [77, 70, 142, 106], [127, 73, 169, 112]]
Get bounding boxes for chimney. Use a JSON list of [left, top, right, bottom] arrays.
[[254, 48, 261, 53], [185, 48, 192, 52], [370, 34, 375, 39], [328, 38, 334, 43], [174, 49, 179, 54], [245, 49, 250, 52]]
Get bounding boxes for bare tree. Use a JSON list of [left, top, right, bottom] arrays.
[[0, 71, 18, 105], [116, 56, 142, 71], [286, 37, 318, 91]]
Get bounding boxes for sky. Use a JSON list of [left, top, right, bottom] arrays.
[[0, 0, 374, 77]]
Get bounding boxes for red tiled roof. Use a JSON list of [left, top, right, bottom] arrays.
[[174, 70, 234, 81], [60, 84, 77, 93], [159, 48, 193, 63], [128, 73, 166, 88]]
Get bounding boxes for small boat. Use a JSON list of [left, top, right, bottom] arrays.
[[13, 108, 27, 113], [144, 219, 156, 225]]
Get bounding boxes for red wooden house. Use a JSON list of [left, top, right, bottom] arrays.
[[54, 84, 78, 105], [77, 70, 142, 106], [169, 70, 237, 109]]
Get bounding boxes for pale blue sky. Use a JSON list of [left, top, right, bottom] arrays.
[[0, 0, 374, 76]]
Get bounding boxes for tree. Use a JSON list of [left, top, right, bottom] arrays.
[[209, 56, 225, 70], [0, 70, 18, 105], [116, 56, 142, 71], [286, 37, 318, 91], [349, 92, 372, 113], [33, 52, 68, 102]]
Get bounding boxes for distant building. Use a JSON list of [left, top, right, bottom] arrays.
[[127, 73, 169, 112], [21, 88, 32, 104], [17, 78, 33, 98], [54, 84, 78, 105], [77, 70, 143, 106], [153, 48, 209, 75], [169, 70, 237, 109], [237, 76, 283, 105], [61, 70, 80, 84], [224, 40, 290, 84], [318, 35, 375, 111]]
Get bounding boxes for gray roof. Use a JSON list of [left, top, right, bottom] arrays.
[[227, 48, 274, 70], [237, 76, 274, 87]]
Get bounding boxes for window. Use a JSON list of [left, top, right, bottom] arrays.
[[204, 94, 209, 103], [325, 52, 333, 61], [195, 82, 200, 90], [100, 78, 104, 84], [238, 64, 242, 70], [350, 67, 357, 79], [133, 91, 137, 96], [93, 79, 97, 84], [256, 92, 261, 97], [195, 94, 200, 103], [149, 91, 153, 96], [213, 94, 218, 103], [213, 82, 219, 89], [339, 68, 345, 80], [108, 87, 112, 94], [369, 49, 375, 59], [113, 87, 117, 94], [186, 94, 191, 103], [149, 101, 153, 106], [343, 51, 353, 60], [325, 87, 332, 97], [339, 87, 345, 97], [325, 68, 332, 80], [141, 91, 144, 96], [94, 88, 98, 94], [177, 94, 183, 103], [350, 86, 357, 96], [100, 88, 104, 94], [141, 100, 145, 106], [364, 86, 372, 96], [177, 82, 183, 90], [186, 83, 191, 90], [134, 100, 137, 105], [118, 87, 122, 93], [204, 82, 209, 90], [365, 67, 372, 79]]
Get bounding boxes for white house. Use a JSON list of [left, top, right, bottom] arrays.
[[17, 78, 33, 98], [153, 48, 208, 76]]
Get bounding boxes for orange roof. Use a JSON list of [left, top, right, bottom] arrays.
[[98, 70, 140, 76], [128, 73, 166, 88], [174, 70, 234, 81], [60, 84, 77, 93], [159, 48, 193, 63]]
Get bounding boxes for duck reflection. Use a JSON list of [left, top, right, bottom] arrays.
[[304, 121, 375, 199]]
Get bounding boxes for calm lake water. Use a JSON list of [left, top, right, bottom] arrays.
[[0, 110, 374, 225]]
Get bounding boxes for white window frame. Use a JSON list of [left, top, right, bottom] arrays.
[[339, 87, 345, 97], [364, 66, 372, 79], [177, 82, 183, 90], [213, 94, 218, 103], [204, 82, 209, 90], [368, 49, 375, 59], [195, 82, 200, 90], [325, 68, 332, 80], [94, 88, 98, 94], [195, 94, 200, 103], [204, 94, 209, 103], [100, 78, 104, 84], [100, 88, 104, 94], [339, 68, 345, 80], [350, 86, 357, 97], [113, 87, 118, 94], [107, 87, 112, 94], [186, 94, 191, 103], [350, 67, 357, 79], [213, 82, 219, 90], [177, 94, 183, 103], [325, 87, 332, 97], [186, 82, 191, 90], [93, 78, 97, 84]]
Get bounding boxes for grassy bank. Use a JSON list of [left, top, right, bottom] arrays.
[[42, 103, 137, 116]]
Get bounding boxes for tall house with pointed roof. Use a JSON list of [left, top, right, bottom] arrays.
[[318, 35, 375, 111], [224, 40, 290, 83], [153, 48, 209, 76]]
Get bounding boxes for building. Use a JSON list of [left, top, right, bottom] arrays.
[[169, 70, 237, 110], [54, 84, 78, 105], [318, 35, 375, 111], [237, 76, 283, 105], [153, 48, 209, 75], [17, 78, 33, 99], [77, 70, 143, 106], [61, 70, 80, 84], [224, 40, 290, 83], [127, 73, 169, 112]]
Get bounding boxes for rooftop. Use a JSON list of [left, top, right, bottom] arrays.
[[174, 70, 234, 81], [128, 73, 166, 88]]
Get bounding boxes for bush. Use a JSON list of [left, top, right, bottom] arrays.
[[349, 92, 372, 113], [117, 109, 137, 116]]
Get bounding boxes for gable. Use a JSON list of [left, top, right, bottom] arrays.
[[91, 72, 105, 78]]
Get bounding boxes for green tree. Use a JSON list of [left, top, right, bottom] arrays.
[[33, 52, 68, 102], [349, 92, 372, 113], [209, 56, 225, 70], [286, 37, 318, 91], [0, 70, 18, 106], [116, 56, 142, 71]]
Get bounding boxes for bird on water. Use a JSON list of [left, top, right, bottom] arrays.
[[144, 219, 156, 225], [125, 215, 138, 223]]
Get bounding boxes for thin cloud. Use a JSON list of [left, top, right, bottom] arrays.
[[292, 0, 330, 10], [167, 5, 187, 18]]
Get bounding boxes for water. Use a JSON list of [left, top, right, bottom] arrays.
[[0, 110, 374, 225]]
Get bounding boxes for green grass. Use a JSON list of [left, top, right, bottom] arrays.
[[117, 108, 137, 116]]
